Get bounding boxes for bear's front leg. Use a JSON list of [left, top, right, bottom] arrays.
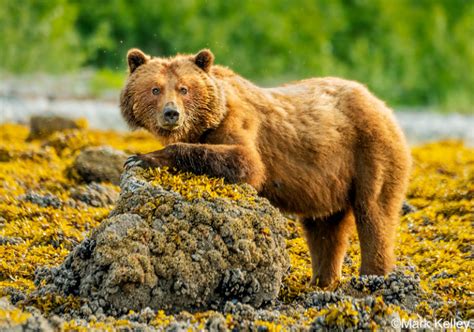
[[125, 143, 265, 189]]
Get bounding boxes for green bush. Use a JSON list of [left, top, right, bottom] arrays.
[[1, 0, 473, 111], [0, 0, 84, 73]]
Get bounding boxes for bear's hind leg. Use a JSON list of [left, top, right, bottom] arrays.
[[353, 181, 404, 276], [302, 210, 354, 288]]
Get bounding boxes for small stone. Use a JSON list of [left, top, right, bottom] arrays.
[[0, 236, 24, 245], [401, 201, 417, 215], [324, 292, 331, 302], [205, 313, 227, 332], [80, 304, 92, 317], [21, 191, 62, 208]]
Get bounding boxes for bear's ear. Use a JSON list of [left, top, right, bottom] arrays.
[[127, 48, 149, 73], [194, 49, 214, 72]]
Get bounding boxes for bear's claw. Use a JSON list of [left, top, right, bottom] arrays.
[[124, 155, 145, 169]]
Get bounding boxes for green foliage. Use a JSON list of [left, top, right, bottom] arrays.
[[1, 0, 473, 111], [0, 0, 84, 73]]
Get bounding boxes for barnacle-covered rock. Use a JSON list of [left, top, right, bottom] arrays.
[[69, 146, 128, 185], [27, 115, 82, 141], [69, 183, 118, 207], [204, 312, 227, 331], [309, 297, 399, 330], [21, 191, 62, 208], [348, 269, 424, 309], [0, 297, 53, 331], [37, 167, 290, 313]]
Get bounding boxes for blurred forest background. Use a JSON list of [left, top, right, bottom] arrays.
[[0, 0, 473, 113]]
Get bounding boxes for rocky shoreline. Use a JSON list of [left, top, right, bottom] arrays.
[[0, 118, 472, 330]]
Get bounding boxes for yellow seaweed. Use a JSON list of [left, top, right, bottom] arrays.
[[0, 122, 472, 329]]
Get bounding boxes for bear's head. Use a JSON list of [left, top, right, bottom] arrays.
[[120, 48, 226, 144]]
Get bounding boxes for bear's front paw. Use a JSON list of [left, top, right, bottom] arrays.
[[124, 154, 161, 170], [124, 152, 171, 170], [124, 155, 147, 169]]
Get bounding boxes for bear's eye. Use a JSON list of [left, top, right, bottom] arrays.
[[179, 87, 188, 95], [152, 87, 161, 95]]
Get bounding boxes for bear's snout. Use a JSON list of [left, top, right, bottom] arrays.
[[163, 106, 180, 125]]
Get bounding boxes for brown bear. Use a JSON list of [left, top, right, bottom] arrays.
[[120, 48, 411, 288]]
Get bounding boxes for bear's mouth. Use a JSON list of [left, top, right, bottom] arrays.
[[160, 123, 180, 131]]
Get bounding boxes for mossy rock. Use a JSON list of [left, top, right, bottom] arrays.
[[70, 146, 127, 185], [27, 115, 82, 141], [37, 167, 290, 314]]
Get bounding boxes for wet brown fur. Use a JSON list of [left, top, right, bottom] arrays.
[[120, 49, 412, 287]]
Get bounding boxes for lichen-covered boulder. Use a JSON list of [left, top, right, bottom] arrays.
[[38, 167, 290, 314], [70, 146, 128, 185]]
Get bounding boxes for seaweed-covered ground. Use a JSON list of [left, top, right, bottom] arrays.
[[0, 121, 473, 330]]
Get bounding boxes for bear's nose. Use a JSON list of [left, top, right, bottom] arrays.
[[163, 107, 180, 125]]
